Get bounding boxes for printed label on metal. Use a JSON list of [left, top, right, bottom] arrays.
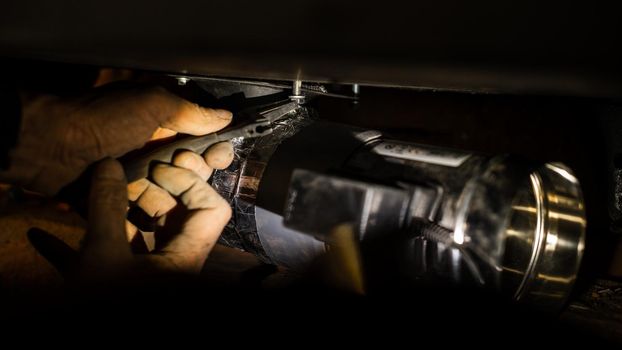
[[373, 141, 470, 167]]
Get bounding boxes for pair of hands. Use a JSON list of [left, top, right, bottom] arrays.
[[1, 83, 235, 279]]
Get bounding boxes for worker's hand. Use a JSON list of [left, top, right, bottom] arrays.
[[86, 158, 231, 277], [0, 83, 234, 197], [29, 158, 232, 280]]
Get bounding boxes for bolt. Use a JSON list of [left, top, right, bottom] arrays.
[[290, 79, 305, 104], [351, 84, 360, 105], [293, 80, 302, 96]]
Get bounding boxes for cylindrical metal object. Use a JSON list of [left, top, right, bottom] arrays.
[[211, 113, 586, 311]]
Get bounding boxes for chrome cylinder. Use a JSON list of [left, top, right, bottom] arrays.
[[212, 118, 586, 311]]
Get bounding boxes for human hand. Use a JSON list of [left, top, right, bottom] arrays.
[[29, 158, 232, 280], [1, 83, 233, 196]]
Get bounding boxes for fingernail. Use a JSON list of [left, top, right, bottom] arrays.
[[213, 109, 233, 121]]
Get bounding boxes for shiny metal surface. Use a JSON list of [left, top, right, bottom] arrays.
[[289, 79, 305, 103], [511, 163, 586, 308], [171, 74, 358, 100], [456, 158, 586, 310], [257, 122, 587, 310], [205, 114, 586, 310], [176, 76, 189, 86]]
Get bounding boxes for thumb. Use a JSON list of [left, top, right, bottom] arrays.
[[149, 98, 232, 141], [82, 158, 132, 268]]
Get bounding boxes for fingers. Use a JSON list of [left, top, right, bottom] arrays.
[[125, 144, 228, 221], [161, 101, 233, 136], [148, 95, 232, 142], [125, 140, 233, 233], [172, 142, 234, 179], [128, 178, 177, 218], [204, 141, 234, 170], [84, 159, 132, 265], [127, 178, 150, 201], [151, 164, 232, 272], [173, 151, 213, 181], [116, 86, 232, 142], [136, 183, 177, 218], [152, 164, 224, 209]]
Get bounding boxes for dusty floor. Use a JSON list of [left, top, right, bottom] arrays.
[[0, 186, 84, 292]]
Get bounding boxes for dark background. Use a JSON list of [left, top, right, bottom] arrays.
[[2, 1, 622, 97], [1, 1, 621, 343]]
